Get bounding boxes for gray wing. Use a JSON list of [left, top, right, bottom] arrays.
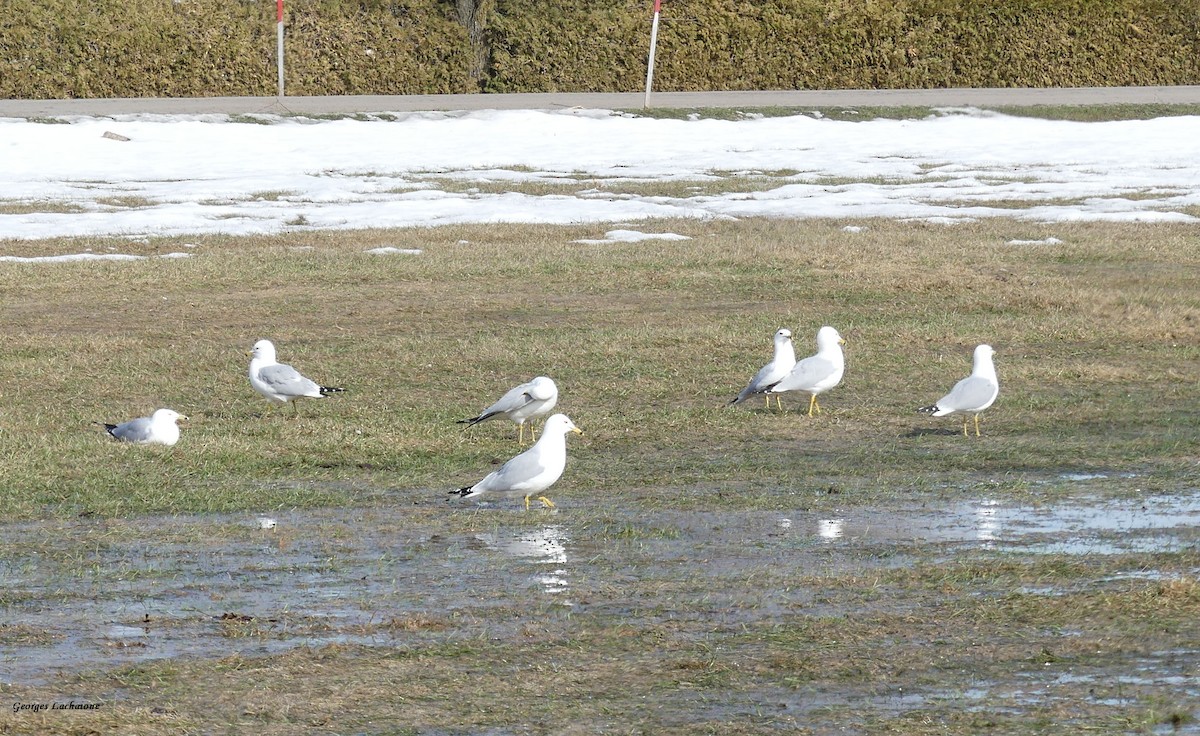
[[464, 382, 536, 425], [474, 447, 549, 493], [774, 355, 836, 393], [258, 362, 321, 398], [941, 375, 998, 412], [485, 383, 537, 418], [736, 362, 784, 402], [109, 416, 153, 442]]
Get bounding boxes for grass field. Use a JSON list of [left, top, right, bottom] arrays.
[[1, 217, 1198, 733]]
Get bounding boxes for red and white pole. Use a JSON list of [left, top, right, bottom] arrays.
[[643, 0, 662, 108], [276, 0, 285, 98]]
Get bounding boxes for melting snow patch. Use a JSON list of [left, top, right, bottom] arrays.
[[842, 225, 868, 233], [159, 252, 192, 259], [0, 253, 145, 263], [572, 229, 692, 244], [1006, 237, 1064, 245], [364, 247, 423, 255]]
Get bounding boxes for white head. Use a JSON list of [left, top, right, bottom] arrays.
[[152, 408, 186, 424], [816, 326, 844, 350], [542, 413, 583, 438], [774, 328, 793, 344], [973, 344, 994, 363], [528, 376, 558, 402], [251, 339, 277, 362]]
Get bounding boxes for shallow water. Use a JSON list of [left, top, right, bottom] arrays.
[[1, 489, 1197, 688]]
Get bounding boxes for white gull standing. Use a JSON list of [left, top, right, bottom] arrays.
[[248, 339, 344, 416], [918, 344, 1000, 437], [458, 376, 558, 444], [728, 328, 796, 410], [450, 413, 582, 510]]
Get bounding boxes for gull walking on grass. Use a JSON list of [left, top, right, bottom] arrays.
[[102, 408, 186, 446], [458, 376, 558, 444], [918, 344, 999, 437], [248, 339, 344, 416], [450, 413, 582, 510], [728, 328, 795, 410], [770, 326, 846, 416]]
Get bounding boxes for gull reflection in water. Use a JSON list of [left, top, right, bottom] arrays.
[[476, 525, 571, 597], [976, 498, 1001, 545], [818, 518, 845, 542]]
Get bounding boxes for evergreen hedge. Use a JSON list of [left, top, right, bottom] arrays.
[[1, 0, 1197, 98]]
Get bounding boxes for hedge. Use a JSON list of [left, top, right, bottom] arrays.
[[1, 0, 1197, 98]]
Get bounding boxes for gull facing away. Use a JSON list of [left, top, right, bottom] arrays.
[[728, 328, 796, 410], [102, 408, 186, 446], [918, 344, 999, 437], [770, 326, 846, 416], [450, 413, 583, 510], [458, 376, 558, 444], [248, 339, 344, 416]]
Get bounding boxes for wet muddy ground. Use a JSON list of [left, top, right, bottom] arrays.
[[3, 480, 1199, 732]]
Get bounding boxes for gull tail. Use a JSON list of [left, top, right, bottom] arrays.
[[319, 385, 344, 396], [917, 403, 940, 415], [448, 486, 476, 499], [457, 411, 497, 427], [100, 422, 119, 437]]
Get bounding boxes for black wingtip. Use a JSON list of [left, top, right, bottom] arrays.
[[456, 416, 481, 427], [448, 487, 473, 498], [102, 423, 119, 436], [319, 386, 345, 395], [916, 404, 938, 415]]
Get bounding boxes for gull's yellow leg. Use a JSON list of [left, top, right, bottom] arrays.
[[773, 395, 784, 411], [764, 395, 771, 410], [807, 394, 817, 417], [530, 424, 538, 442], [812, 395, 822, 416], [524, 494, 532, 510], [517, 424, 526, 445], [962, 416, 969, 437], [537, 496, 556, 509], [974, 414, 982, 437]]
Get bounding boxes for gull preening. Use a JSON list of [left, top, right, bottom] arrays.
[[918, 344, 999, 436], [728, 328, 796, 410], [771, 326, 846, 416], [248, 339, 344, 416], [102, 408, 186, 446], [458, 376, 558, 444], [450, 413, 582, 510]]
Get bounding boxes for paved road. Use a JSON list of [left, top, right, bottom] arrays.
[[3, 87, 1200, 117]]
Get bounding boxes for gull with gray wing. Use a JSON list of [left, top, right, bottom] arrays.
[[918, 344, 999, 437], [728, 328, 795, 410], [450, 413, 582, 510], [102, 408, 186, 446], [248, 339, 343, 416], [458, 375, 558, 444]]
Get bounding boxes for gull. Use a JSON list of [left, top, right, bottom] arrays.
[[102, 408, 186, 446], [770, 326, 846, 416], [918, 344, 999, 437], [248, 339, 344, 416], [449, 414, 582, 510], [458, 376, 558, 444], [728, 328, 796, 410]]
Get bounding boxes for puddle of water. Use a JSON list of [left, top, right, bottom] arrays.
[[797, 491, 1200, 555], [1, 490, 1196, 687]]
